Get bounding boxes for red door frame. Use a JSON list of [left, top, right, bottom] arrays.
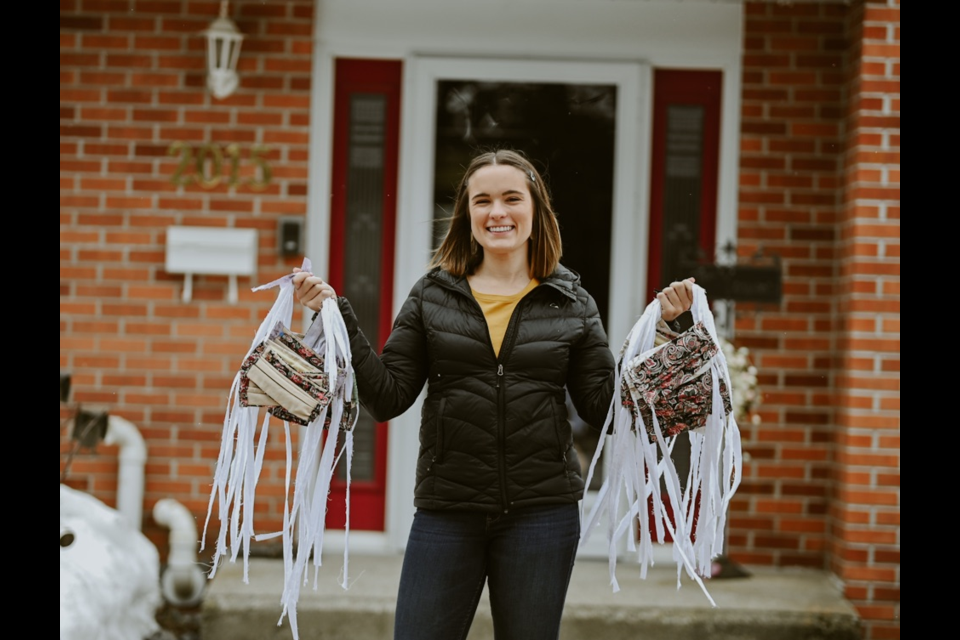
[[326, 58, 402, 531], [646, 69, 722, 302]]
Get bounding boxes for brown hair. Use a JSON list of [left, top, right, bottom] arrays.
[[430, 149, 563, 279]]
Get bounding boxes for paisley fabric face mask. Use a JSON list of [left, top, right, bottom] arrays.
[[620, 321, 733, 443]]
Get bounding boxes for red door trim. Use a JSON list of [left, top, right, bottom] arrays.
[[327, 58, 402, 532]]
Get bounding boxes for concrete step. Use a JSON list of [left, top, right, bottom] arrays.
[[201, 554, 862, 640]]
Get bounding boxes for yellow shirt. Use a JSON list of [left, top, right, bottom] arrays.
[[471, 278, 539, 356]]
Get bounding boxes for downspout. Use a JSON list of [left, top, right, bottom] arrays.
[[104, 415, 147, 530], [153, 498, 206, 606]]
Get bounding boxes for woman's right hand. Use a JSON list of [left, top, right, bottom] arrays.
[[292, 268, 337, 312], [657, 277, 696, 323]]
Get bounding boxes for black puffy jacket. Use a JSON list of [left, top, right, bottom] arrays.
[[337, 264, 616, 514]]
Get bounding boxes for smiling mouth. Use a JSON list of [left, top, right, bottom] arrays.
[[487, 225, 515, 233]]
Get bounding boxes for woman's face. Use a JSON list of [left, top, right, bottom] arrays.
[[467, 164, 534, 261]]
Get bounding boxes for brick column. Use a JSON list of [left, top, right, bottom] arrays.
[[833, 1, 900, 639], [735, 0, 850, 568]]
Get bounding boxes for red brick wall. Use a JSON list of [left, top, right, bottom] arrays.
[[60, 0, 316, 554], [734, 0, 850, 569], [834, 1, 900, 638], [738, 2, 899, 638]]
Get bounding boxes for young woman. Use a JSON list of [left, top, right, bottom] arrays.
[[293, 149, 694, 640]]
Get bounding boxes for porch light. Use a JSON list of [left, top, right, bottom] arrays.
[[204, 0, 244, 100]]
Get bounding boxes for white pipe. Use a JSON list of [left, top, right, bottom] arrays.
[[153, 498, 206, 606], [103, 415, 205, 605], [104, 415, 147, 530]]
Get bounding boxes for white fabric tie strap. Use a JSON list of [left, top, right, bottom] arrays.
[[202, 259, 358, 640], [579, 284, 742, 607]]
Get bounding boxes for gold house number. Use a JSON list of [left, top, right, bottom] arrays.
[[167, 142, 273, 190]]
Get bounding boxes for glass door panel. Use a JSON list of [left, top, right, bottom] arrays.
[[431, 80, 618, 489]]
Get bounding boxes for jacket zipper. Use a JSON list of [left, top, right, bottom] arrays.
[[496, 301, 525, 513], [495, 363, 507, 512]]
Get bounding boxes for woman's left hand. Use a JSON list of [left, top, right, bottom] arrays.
[[658, 278, 696, 322]]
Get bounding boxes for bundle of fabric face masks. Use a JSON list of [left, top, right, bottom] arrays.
[[239, 321, 358, 429], [202, 258, 358, 640], [580, 284, 742, 607]]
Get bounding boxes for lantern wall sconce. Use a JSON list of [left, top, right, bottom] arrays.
[[205, 1, 244, 100]]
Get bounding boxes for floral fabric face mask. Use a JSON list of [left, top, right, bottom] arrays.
[[240, 322, 357, 429]]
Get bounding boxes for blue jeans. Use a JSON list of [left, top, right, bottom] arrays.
[[394, 504, 581, 640]]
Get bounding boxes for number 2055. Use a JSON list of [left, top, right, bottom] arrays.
[[167, 142, 272, 190]]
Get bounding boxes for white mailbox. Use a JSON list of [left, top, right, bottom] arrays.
[[165, 226, 258, 304]]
